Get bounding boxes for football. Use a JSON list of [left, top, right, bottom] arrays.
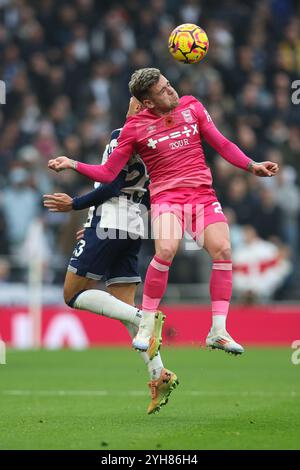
[[168, 23, 209, 64]]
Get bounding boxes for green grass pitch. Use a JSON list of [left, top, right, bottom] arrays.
[[0, 347, 300, 450]]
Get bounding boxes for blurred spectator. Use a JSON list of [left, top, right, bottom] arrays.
[[33, 120, 60, 161], [17, 145, 53, 195], [252, 186, 283, 241], [223, 175, 257, 226], [261, 147, 300, 274], [235, 123, 262, 159], [233, 226, 292, 303], [179, 0, 202, 24], [0, 209, 9, 256], [88, 62, 111, 113], [0, 167, 42, 249], [278, 18, 300, 74], [266, 118, 289, 147], [0, 257, 11, 282], [208, 20, 235, 69], [223, 207, 244, 250], [20, 217, 52, 282], [0, 0, 299, 298], [280, 125, 300, 176]]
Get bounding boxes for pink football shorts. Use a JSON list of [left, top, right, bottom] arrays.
[[151, 186, 227, 237]]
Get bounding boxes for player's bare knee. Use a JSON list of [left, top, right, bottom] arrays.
[[214, 244, 231, 260], [156, 246, 176, 262]]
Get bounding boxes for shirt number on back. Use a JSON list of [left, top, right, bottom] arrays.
[[84, 206, 96, 228]]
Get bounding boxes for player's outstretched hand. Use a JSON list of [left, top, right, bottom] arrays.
[[248, 161, 279, 177], [43, 193, 73, 212], [48, 156, 74, 172]]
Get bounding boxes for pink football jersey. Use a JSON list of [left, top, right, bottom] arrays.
[[76, 96, 251, 193], [121, 96, 214, 196]]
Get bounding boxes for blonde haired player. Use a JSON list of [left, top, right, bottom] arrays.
[[49, 68, 279, 357]]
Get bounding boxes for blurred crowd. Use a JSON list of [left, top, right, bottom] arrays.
[[0, 0, 299, 301]]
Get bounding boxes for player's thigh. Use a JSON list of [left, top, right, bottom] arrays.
[[63, 271, 97, 304], [152, 212, 182, 261], [105, 237, 141, 302], [107, 283, 137, 306], [68, 228, 120, 286], [203, 222, 232, 260]]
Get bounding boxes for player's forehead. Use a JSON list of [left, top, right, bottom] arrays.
[[150, 75, 168, 95]]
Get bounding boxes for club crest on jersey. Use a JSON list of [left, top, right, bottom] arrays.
[[181, 109, 193, 123]]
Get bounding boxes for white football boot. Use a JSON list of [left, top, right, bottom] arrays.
[[206, 329, 244, 355], [132, 311, 165, 360]]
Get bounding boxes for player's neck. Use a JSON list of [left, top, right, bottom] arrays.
[[150, 108, 172, 117]]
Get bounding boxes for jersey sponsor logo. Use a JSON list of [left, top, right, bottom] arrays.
[[169, 139, 190, 150], [147, 124, 199, 149], [181, 109, 193, 123]]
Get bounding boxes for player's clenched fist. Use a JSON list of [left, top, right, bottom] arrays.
[[48, 156, 76, 172], [248, 161, 279, 177]]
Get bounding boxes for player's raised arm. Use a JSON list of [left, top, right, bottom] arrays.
[[43, 171, 126, 212], [48, 124, 136, 183], [48, 97, 141, 183], [203, 124, 279, 176], [196, 101, 279, 177], [72, 171, 126, 210], [48, 143, 132, 183]]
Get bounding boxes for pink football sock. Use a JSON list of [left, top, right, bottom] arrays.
[[142, 255, 171, 312], [210, 260, 232, 330]]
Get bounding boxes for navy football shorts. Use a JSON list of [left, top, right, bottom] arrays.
[[67, 228, 142, 286]]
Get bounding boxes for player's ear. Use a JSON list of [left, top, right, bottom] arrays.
[[142, 99, 154, 109]]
